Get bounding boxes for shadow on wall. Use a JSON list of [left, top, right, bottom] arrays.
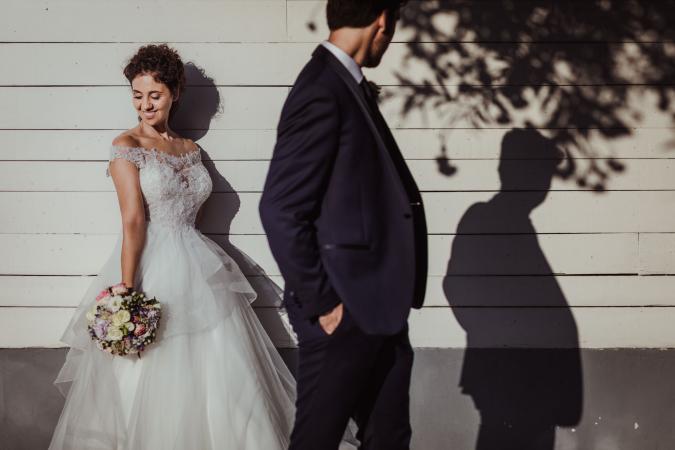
[[443, 129, 583, 449], [394, 0, 675, 190], [388, 4, 674, 446], [170, 62, 296, 349], [170, 62, 223, 142], [301, 2, 675, 186]]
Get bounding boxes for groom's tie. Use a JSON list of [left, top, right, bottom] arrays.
[[359, 77, 389, 143], [359, 78, 378, 113]]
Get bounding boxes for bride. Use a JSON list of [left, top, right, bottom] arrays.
[[49, 44, 325, 449]]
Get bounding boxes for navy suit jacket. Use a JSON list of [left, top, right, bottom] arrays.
[[259, 45, 427, 335]]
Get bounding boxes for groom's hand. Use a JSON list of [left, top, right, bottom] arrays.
[[319, 303, 343, 335]]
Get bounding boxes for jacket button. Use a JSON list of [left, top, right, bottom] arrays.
[[403, 213, 412, 219]]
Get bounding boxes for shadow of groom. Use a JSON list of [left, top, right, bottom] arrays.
[[443, 129, 583, 449]]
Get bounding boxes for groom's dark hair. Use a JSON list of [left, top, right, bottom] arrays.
[[326, 0, 406, 31]]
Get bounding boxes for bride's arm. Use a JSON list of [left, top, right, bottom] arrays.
[[109, 159, 146, 289]]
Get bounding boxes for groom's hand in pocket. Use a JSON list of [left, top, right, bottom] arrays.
[[319, 303, 343, 335]]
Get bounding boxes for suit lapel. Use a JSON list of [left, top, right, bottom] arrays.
[[314, 46, 411, 206], [317, 48, 384, 142]]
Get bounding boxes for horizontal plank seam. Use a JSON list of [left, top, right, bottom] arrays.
[[4, 158, 675, 162], [3, 158, 674, 162], [1, 233, 668, 237], [0, 127, 672, 131], [2, 273, 673, 278], [2, 83, 673, 88], [5, 190, 675, 194], [0, 272, 645, 277], [2, 305, 673, 309], [0, 40, 673, 44]]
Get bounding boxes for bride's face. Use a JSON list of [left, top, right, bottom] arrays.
[[131, 73, 176, 127]]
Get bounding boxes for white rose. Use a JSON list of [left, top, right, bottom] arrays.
[[107, 326, 124, 341], [110, 297, 123, 312], [112, 310, 131, 326], [85, 304, 98, 322], [124, 322, 135, 332]]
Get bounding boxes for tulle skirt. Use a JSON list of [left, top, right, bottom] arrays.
[[48, 223, 297, 450]]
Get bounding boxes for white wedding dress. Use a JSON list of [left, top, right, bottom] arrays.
[[49, 145, 301, 449]]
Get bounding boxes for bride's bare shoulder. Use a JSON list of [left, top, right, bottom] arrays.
[[178, 137, 199, 152], [112, 132, 142, 148]]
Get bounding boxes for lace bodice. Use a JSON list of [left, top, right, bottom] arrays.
[[108, 145, 213, 229]]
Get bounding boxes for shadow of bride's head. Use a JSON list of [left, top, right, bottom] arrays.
[[170, 62, 222, 141]]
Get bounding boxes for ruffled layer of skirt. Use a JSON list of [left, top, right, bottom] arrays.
[[49, 223, 296, 449]]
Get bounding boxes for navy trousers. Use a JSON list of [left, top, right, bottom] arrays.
[[286, 303, 414, 450]]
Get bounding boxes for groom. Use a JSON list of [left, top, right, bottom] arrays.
[[260, 1, 427, 448]]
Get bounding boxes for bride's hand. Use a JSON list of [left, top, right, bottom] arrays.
[[318, 303, 343, 335]]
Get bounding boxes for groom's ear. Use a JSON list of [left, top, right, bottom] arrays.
[[371, 10, 387, 38], [374, 10, 387, 31]]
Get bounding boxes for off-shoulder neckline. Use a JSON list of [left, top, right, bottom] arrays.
[[111, 144, 201, 161]]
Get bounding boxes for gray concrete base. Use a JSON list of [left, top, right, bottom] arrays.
[[1, 348, 674, 449], [410, 349, 675, 450]]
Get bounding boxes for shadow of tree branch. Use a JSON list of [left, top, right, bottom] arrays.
[[390, 0, 675, 189]]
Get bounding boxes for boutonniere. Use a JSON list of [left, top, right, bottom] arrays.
[[367, 80, 382, 99]]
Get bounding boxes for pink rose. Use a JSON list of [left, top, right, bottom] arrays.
[[110, 283, 128, 295], [96, 289, 110, 301], [134, 324, 147, 336]]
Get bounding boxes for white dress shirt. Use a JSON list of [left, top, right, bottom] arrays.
[[321, 41, 364, 84]]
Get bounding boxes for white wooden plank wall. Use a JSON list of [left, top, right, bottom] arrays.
[[2, 0, 674, 349]]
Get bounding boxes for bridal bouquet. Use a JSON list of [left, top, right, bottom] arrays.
[[86, 283, 161, 357]]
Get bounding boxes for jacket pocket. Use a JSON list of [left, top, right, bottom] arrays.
[[321, 243, 371, 251]]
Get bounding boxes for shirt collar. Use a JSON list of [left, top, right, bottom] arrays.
[[321, 41, 364, 84]]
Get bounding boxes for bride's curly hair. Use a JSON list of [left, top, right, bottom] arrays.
[[123, 44, 186, 99]]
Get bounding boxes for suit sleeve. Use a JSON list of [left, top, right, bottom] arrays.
[[259, 84, 341, 320]]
